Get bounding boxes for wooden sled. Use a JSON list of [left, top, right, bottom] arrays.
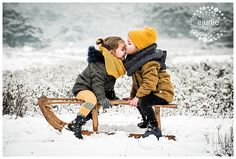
[[38, 95, 177, 140]]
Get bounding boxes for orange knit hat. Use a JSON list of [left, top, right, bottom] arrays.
[[128, 26, 158, 50]]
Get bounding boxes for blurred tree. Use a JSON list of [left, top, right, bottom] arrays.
[[143, 3, 233, 48], [143, 4, 193, 38], [217, 10, 233, 48], [3, 4, 46, 48]]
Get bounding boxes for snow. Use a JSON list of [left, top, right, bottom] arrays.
[[2, 37, 233, 71], [2, 114, 233, 156], [2, 45, 88, 71]]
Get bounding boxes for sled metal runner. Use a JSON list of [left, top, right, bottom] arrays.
[[38, 95, 177, 140]]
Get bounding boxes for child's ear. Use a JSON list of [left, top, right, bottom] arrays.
[[110, 50, 115, 55]]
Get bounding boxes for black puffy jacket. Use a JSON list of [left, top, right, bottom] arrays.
[[72, 46, 117, 101]]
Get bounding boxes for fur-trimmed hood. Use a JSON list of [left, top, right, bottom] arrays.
[[87, 46, 105, 64]]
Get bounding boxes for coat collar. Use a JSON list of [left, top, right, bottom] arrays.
[[87, 46, 104, 64], [124, 43, 166, 76]]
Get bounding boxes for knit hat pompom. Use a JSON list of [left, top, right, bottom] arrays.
[[128, 26, 158, 50]]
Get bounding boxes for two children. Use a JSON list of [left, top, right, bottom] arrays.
[[124, 26, 174, 139], [69, 26, 174, 140], [68, 37, 126, 139]]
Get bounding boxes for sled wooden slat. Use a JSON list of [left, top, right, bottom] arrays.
[[38, 96, 66, 130], [46, 98, 79, 101], [155, 107, 161, 129], [153, 104, 177, 129], [110, 100, 129, 105], [46, 101, 84, 105], [44, 99, 128, 105], [153, 104, 177, 108], [92, 105, 99, 132]]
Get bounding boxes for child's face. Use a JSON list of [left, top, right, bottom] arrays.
[[126, 37, 139, 54], [114, 42, 126, 60]]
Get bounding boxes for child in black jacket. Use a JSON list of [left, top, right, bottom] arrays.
[[68, 37, 126, 139]]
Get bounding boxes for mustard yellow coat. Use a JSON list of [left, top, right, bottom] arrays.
[[130, 61, 174, 103]]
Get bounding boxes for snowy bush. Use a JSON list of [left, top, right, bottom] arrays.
[[2, 59, 233, 118], [205, 126, 234, 157], [165, 59, 233, 118], [2, 73, 28, 118]]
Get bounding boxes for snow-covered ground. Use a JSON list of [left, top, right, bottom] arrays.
[[3, 111, 233, 156]]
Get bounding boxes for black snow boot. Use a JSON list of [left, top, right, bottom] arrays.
[[85, 112, 92, 121], [142, 121, 162, 140], [84, 110, 100, 121], [137, 106, 148, 129], [66, 115, 86, 139], [137, 119, 149, 129]]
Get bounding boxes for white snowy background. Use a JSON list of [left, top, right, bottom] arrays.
[[2, 3, 234, 157]]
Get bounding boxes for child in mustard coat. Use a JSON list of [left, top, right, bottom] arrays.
[[124, 26, 174, 139]]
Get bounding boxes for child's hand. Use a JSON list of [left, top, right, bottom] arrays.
[[99, 98, 113, 110], [129, 97, 139, 107]]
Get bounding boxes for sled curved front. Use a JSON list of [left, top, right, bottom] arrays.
[[38, 95, 83, 131], [38, 95, 129, 131]]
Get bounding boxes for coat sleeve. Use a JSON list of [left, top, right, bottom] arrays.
[[136, 61, 160, 98], [90, 63, 107, 101], [130, 82, 137, 98], [72, 75, 81, 96]]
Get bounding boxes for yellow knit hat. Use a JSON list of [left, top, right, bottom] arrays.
[[128, 26, 158, 50]]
